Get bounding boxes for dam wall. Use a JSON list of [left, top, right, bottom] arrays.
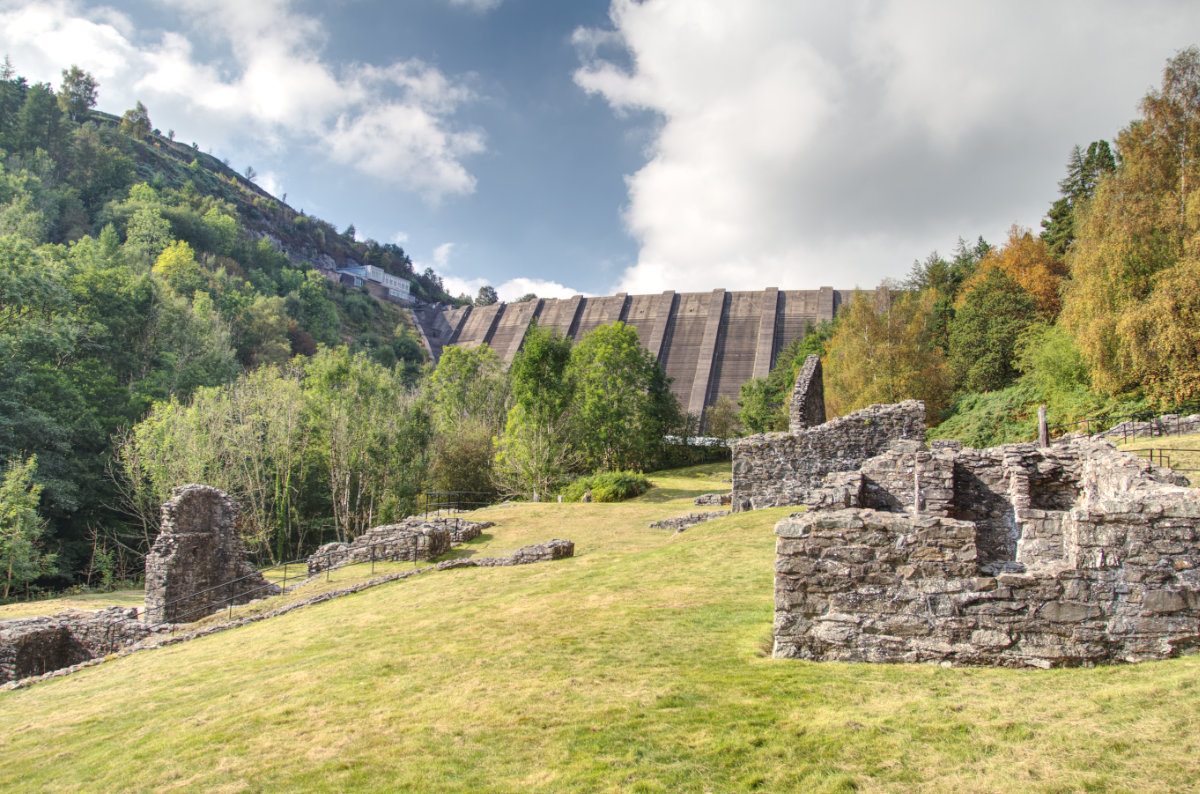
[[415, 288, 847, 419]]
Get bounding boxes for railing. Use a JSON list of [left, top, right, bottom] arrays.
[[1047, 404, 1200, 442], [421, 490, 494, 517], [1129, 447, 1200, 475]]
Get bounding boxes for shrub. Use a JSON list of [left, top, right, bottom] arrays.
[[562, 471, 651, 503]]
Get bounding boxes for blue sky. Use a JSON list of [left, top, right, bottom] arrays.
[[3, 1, 1200, 301]]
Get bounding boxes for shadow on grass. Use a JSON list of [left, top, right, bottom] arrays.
[[440, 533, 495, 560], [635, 487, 721, 504]]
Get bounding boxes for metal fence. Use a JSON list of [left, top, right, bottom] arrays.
[[1047, 403, 1200, 442]]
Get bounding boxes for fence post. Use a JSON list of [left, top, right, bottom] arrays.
[[1038, 405, 1049, 448]]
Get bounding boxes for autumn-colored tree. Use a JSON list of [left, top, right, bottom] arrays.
[[1062, 47, 1200, 401], [963, 225, 1066, 319], [824, 287, 948, 421]]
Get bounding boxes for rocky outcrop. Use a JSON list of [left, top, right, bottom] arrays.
[[144, 486, 280, 624]]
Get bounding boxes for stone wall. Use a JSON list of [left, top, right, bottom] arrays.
[[305, 516, 493, 576], [774, 437, 1200, 667], [730, 400, 927, 512], [144, 485, 281, 624], [0, 607, 160, 683], [788, 354, 826, 431], [649, 512, 730, 532]]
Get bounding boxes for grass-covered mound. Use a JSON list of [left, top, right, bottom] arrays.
[[1, 462, 1198, 792]]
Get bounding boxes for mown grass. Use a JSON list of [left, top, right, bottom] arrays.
[[0, 588, 145, 620], [1119, 431, 1200, 485], [2, 461, 1199, 792]]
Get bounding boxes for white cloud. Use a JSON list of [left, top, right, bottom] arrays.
[[576, 0, 1200, 293], [0, 0, 484, 202], [441, 276, 586, 302]]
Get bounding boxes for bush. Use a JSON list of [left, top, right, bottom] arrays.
[[561, 471, 652, 503]]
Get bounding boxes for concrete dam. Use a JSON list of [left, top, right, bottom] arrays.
[[412, 287, 848, 418]]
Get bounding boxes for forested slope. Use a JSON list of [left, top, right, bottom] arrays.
[[0, 60, 456, 592]]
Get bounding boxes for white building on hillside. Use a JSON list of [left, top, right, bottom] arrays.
[[337, 264, 412, 303]]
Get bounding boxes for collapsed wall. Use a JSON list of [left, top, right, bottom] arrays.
[[144, 485, 281, 624], [0, 607, 159, 683], [306, 516, 492, 575], [774, 438, 1200, 667], [730, 400, 927, 512]]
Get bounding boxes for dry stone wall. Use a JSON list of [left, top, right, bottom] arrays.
[[788, 354, 826, 431], [774, 437, 1200, 667], [731, 400, 927, 512], [144, 486, 281, 624], [306, 516, 491, 575]]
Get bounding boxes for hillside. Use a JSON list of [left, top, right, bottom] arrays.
[[1, 464, 1197, 792]]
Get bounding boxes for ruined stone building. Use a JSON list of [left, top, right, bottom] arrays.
[[732, 356, 1200, 667]]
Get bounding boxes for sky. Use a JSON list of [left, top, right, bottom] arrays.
[[2, 0, 1200, 302]]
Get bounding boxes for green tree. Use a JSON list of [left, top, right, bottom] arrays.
[[948, 269, 1039, 394], [475, 285, 498, 306], [737, 322, 833, 434], [0, 454, 56, 599], [119, 101, 151, 140], [1062, 47, 1200, 402], [57, 65, 97, 122], [494, 322, 576, 498], [565, 322, 675, 471], [1041, 141, 1116, 258]]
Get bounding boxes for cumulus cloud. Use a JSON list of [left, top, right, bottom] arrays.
[[576, 0, 1200, 293], [427, 243, 584, 301], [0, 0, 484, 202]]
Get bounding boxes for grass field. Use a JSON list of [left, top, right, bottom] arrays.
[[1119, 431, 1200, 485], [2, 462, 1199, 792]]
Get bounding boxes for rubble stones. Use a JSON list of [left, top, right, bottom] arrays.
[[305, 517, 493, 575], [649, 512, 730, 532], [774, 436, 1200, 667], [144, 485, 281, 624], [694, 493, 732, 506]]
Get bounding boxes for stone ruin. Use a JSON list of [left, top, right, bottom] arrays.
[[789, 354, 826, 431], [774, 434, 1200, 667], [307, 516, 494, 576], [144, 485, 280, 624], [437, 539, 575, 569], [732, 361, 1200, 666], [0, 607, 158, 684]]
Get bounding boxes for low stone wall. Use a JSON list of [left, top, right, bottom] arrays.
[[649, 512, 730, 532], [693, 493, 732, 506], [731, 400, 927, 512], [774, 438, 1200, 667], [144, 486, 281, 624], [0, 607, 163, 683], [1097, 413, 1200, 440]]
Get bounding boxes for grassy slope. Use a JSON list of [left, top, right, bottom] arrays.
[[2, 463, 1199, 792], [1119, 432, 1200, 486]]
